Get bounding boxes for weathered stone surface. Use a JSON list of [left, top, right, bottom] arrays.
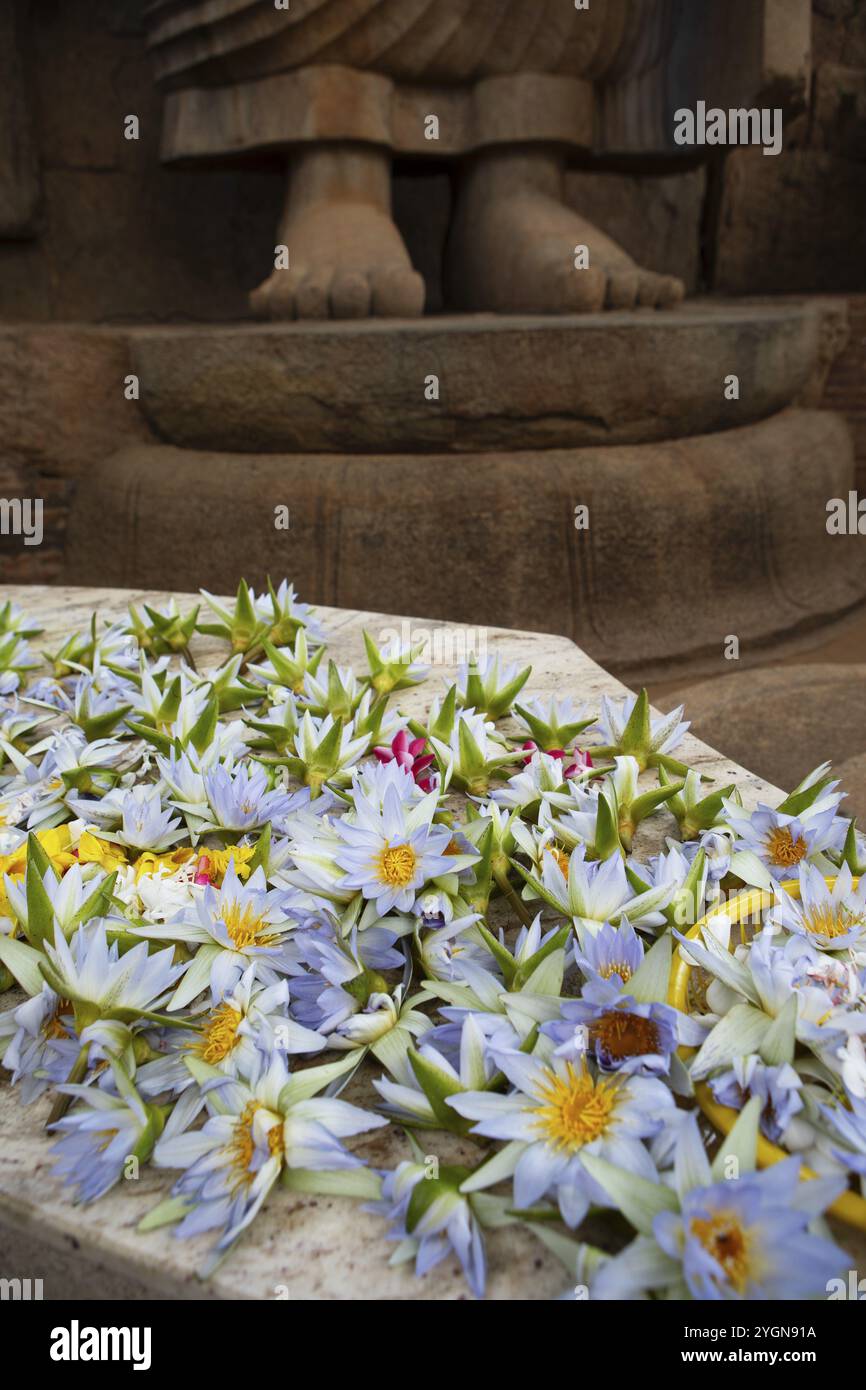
[[665, 0, 811, 118], [824, 295, 866, 490], [0, 0, 40, 238], [0, 456, 71, 586], [0, 326, 150, 479], [714, 151, 866, 295], [659, 665, 866, 794], [812, 64, 866, 159], [564, 167, 706, 295], [130, 306, 827, 454], [0, 0, 285, 322], [837, 751, 866, 822], [814, 0, 866, 69], [64, 410, 866, 682], [790, 294, 851, 407], [0, 582, 786, 1299]]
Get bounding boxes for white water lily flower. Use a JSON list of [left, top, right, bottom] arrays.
[[135, 862, 302, 1008], [490, 751, 574, 811], [450, 1040, 675, 1228], [373, 1012, 497, 1128], [113, 857, 201, 926], [595, 694, 688, 759], [429, 709, 517, 795], [724, 796, 845, 886], [291, 710, 370, 787], [4, 860, 114, 939], [42, 921, 185, 1025], [528, 843, 673, 939], [114, 787, 185, 852]]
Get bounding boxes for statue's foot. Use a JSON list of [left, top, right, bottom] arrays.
[[447, 150, 685, 315], [250, 147, 425, 320]]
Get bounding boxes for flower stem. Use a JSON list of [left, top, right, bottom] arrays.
[[46, 1041, 91, 1127], [493, 868, 536, 929]]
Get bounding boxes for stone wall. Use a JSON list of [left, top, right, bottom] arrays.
[[712, 0, 866, 294], [0, 0, 284, 323]]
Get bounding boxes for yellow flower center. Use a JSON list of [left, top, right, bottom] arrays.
[[598, 959, 635, 983], [198, 1003, 242, 1063], [690, 1212, 752, 1294], [43, 998, 72, 1041], [267, 1123, 285, 1162], [221, 900, 269, 949], [544, 844, 571, 876], [802, 905, 863, 940], [227, 1101, 260, 1188], [375, 842, 417, 888], [529, 1061, 618, 1152], [766, 827, 808, 868], [226, 1102, 284, 1190]]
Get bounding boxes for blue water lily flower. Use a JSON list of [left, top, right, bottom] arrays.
[[573, 920, 644, 988], [366, 1158, 489, 1298], [589, 1109, 847, 1300], [768, 862, 866, 951], [448, 1043, 675, 1227], [709, 1054, 804, 1144], [334, 781, 458, 915], [543, 981, 704, 1077]]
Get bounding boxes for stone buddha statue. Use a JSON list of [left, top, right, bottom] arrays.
[[144, 0, 805, 319]]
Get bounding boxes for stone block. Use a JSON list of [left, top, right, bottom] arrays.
[[0, 326, 150, 477], [837, 750, 866, 822], [129, 306, 827, 455], [714, 150, 866, 294]]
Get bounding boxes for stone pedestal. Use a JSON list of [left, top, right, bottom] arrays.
[[59, 298, 866, 684]]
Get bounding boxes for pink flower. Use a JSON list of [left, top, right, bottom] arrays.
[[374, 730, 436, 792], [521, 741, 592, 780]]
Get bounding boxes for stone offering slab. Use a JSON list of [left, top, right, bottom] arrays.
[[0, 583, 778, 1301]]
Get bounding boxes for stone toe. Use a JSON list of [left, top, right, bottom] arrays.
[[656, 274, 686, 309], [330, 270, 372, 319], [605, 267, 640, 310], [557, 262, 606, 313], [636, 272, 661, 308], [261, 269, 304, 320], [370, 266, 425, 318], [295, 270, 331, 319]]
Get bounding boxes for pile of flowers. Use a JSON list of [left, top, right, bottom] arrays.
[[1, 583, 864, 1300]]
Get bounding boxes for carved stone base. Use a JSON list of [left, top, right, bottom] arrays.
[[66, 409, 866, 683]]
